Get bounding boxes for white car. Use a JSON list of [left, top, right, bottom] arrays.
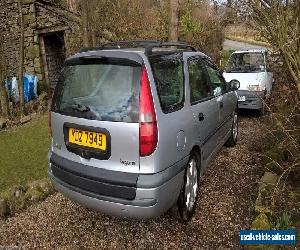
[[223, 49, 274, 115]]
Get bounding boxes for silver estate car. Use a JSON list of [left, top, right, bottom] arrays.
[[48, 41, 239, 222]]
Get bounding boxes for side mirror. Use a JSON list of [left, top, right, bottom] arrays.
[[229, 79, 240, 91], [213, 86, 222, 97]]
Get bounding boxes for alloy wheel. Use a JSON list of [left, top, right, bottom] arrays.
[[184, 157, 198, 211], [232, 112, 238, 142]]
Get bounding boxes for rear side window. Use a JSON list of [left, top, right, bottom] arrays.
[[188, 57, 212, 104], [205, 65, 222, 88], [52, 58, 141, 122], [204, 61, 227, 95], [149, 53, 184, 113]]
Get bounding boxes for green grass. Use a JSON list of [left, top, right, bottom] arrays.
[[0, 115, 50, 192]]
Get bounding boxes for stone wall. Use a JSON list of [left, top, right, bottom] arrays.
[[0, 0, 21, 79], [0, 0, 40, 78], [23, 1, 39, 77], [0, 0, 80, 90], [35, 2, 82, 56]]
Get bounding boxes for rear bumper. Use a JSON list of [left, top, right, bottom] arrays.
[[237, 90, 265, 110], [48, 153, 185, 218], [49, 169, 184, 219]]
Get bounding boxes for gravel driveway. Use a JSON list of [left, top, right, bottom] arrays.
[[0, 115, 265, 249]]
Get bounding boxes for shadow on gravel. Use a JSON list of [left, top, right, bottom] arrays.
[[238, 109, 261, 118]]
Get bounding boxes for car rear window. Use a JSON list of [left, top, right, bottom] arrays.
[[52, 57, 141, 122], [149, 53, 184, 113]]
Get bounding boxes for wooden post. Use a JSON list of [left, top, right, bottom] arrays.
[[0, 36, 9, 118], [18, 0, 25, 115], [82, 1, 89, 47], [169, 0, 179, 42], [0, 64, 9, 119], [0, 67, 8, 118]]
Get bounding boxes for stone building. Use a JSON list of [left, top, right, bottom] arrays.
[[0, 0, 81, 91]]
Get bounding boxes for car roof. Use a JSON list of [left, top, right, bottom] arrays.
[[77, 40, 197, 56], [67, 40, 216, 66], [71, 49, 215, 66], [68, 49, 214, 64]]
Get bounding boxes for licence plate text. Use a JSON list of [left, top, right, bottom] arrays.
[[68, 128, 107, 151], [238, 96, 246, 102]]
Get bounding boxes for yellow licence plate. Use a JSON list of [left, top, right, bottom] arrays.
[[68, 128, 107, 151]]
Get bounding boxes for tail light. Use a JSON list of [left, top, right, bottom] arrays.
[[139, 65, 158, 156]]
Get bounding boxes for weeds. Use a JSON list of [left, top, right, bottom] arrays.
[[275, 212, 293, 230], [255, 62, 300, 232]]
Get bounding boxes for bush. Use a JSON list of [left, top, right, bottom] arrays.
[[0, 178, 55, 218], [178, 0, 224, 62], [254, 65, 300, 231], [74, 0, 224, 63]]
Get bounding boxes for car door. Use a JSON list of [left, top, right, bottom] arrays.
[[187, 56, 220, 166], [202, 59, 235, 144]]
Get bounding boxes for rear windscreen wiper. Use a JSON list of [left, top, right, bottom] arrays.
[[71, 103, 90, 112]]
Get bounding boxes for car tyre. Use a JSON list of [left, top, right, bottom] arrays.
[[173, 151, 200, 222], [225, 109, 238, 147]]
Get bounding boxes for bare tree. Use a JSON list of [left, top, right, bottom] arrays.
[[81, 1, 90, 47], [169, 0, 179, 42], [65, 0, 78, 13], [249, 0, 300, 95], [18, 0, 25, 115]]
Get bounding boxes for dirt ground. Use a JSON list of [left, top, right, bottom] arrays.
[[0, 114, 266, 249]]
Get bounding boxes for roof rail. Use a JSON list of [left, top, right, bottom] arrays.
[[79, 40, 197, 55]]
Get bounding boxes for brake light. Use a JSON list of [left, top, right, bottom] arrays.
[[139, 65, 157, 156]]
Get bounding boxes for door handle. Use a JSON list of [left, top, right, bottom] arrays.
[[219, 101, 224, 109], [198, 112, 204, 121]]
